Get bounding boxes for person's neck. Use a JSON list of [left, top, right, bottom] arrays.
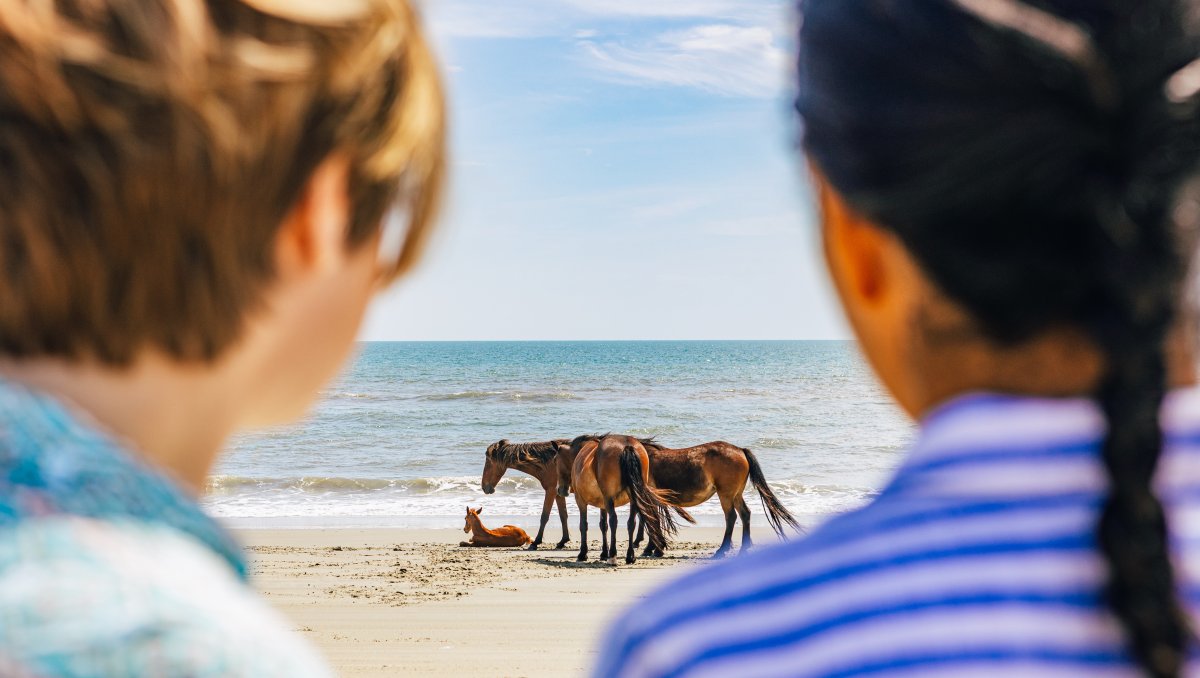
[[909, 323, 1198, 418], [0, 354, 247, 493]]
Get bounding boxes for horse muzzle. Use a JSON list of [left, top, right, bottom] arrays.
[[481, 483, 495, 495]]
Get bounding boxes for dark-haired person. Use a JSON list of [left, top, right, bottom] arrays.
[[597, 1, 1200, 677], [0, 0, 443, 674]]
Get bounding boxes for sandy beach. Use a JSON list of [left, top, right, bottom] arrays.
[[239, 526, 745, 677]]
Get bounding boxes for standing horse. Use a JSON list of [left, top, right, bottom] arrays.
[[634, 439, 801, 557], [481, 439, 570, 550], [554, 434, 693, 565]]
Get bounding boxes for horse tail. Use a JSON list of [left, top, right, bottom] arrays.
[[743, 447, 801, 537], [672, 505, 695, 523], [619, 445, 687, 551]]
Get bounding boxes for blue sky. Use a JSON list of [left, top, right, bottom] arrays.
[[361, 0, 849, 340]]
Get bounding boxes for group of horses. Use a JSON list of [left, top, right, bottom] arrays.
[[479, 434, 800, 565]]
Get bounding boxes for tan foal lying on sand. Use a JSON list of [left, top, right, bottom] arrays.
[[460, 506, 531, 547]]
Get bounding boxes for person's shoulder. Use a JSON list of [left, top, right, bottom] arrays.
[[0, 516, 331, 677], [594, 503, 891, 678], [596, 479, 1113, 678]]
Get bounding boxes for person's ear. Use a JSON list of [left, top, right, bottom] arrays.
[[274, 154, 352, 279], [810, 164, 929, 419], [815, 175, 890, 309]]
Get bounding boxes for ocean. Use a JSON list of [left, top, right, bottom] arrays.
[[204, 341, 914, 529]]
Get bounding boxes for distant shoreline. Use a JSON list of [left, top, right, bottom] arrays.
[[353, 338, 856, 344], [217, 512, 837, 531]]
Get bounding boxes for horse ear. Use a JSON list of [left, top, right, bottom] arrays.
[[476, 506, 483, 514], [498, 439, 508, 447]]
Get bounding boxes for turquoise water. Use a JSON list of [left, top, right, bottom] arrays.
[[205, 341, 913, 528]]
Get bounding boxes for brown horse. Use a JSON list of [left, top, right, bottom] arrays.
[[635, 439, 800, 557], [554, 434, 694, 565], [459, 506, 532, 547], [481, 439, 570, 550]]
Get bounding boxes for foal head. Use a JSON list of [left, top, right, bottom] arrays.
[[463, 506, 484, 533]]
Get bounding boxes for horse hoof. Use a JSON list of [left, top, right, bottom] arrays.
[[712, 550, 730, 559], [555, 542, 568, 550], [576, 554, 587, 562], [458, 542, 471, 547], [527, 543, 539, 551], [625, 556, 636, 565]]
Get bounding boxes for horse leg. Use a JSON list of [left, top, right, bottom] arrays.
[[598, 503, 610, 562], [530, 490, 554, 550], [555, 494, 570, 549], [576, 501, 589, 562], [606, 499, 619, 566], [714, 493, 736, 558], [636, 515, 653, 557], [626, 502, 639, 565], [737, 496, 753, 552]]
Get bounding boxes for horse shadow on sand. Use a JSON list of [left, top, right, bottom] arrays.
[[530, 553, 708, 569]]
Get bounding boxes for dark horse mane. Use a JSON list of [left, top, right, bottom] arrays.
[[488, 440, 563, 466], [637, 437, 665, 452], [569, 434, 666, 453], [570, 433, 606, 448]]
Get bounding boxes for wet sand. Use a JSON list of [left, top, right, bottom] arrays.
[[239, 526, 739, 677]]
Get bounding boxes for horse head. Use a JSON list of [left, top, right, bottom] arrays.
[[480, 439, 509, 494], [464, 505, 484, 532]]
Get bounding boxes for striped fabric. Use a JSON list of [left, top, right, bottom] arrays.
[[596, 390, 1200, 678]]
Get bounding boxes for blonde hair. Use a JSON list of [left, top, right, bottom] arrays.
[[0, 0, 445, 363]]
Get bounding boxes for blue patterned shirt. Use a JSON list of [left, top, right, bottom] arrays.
[[0, 379, 331, 677]]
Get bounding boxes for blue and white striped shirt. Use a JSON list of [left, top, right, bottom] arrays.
[[596, 390, 1200, 677]]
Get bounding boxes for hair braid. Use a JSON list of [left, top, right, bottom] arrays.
[[1092, 180, 1191, 675], [1096, 344, 1184, 676]]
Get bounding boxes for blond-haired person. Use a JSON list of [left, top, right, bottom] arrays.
[[0, 0, 444, 674]]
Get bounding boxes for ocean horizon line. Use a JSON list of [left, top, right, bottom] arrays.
[[355, 338, 856, 344]]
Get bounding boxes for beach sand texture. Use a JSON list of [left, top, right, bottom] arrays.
[[241, 527, 741, 677]]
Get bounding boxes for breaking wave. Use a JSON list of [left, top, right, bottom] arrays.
[[202, 473, 874, 526], [420, 390, 581, 402]]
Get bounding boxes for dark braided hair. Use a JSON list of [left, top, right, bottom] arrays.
[[797, 0, 1200, 674]]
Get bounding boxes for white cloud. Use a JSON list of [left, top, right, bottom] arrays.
[[582, 24, 788, 98], [574, 28, 599, 39], [701, 212, 808, 237], [419, 1, 566, 38], [418, 0, 788, 39], [632, 196, 710, 221], [564, 0, 777, 22]]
